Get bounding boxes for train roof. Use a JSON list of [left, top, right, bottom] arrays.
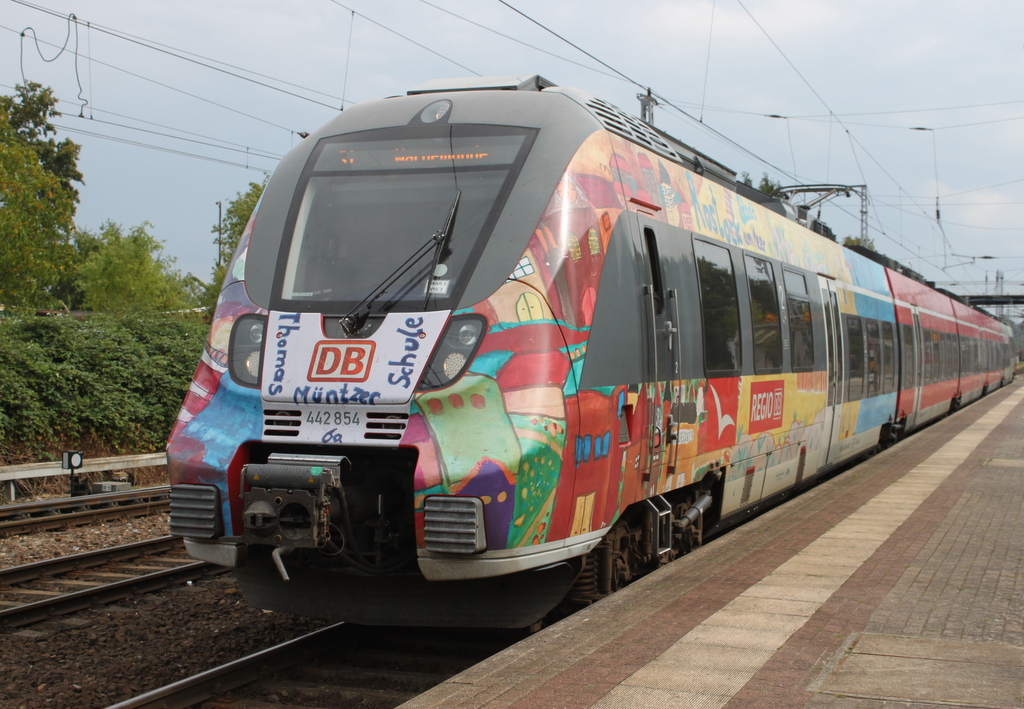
[[246, 75, 986, 321]]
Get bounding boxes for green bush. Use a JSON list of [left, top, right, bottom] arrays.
[[0, 313, 208, 463]]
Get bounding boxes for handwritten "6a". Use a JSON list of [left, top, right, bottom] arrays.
[[320, 428, 343, 444]]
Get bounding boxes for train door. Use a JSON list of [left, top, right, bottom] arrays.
[[906, 309, 924, 430], [634, 213, 682, 483], [818, 276, 844, 467]]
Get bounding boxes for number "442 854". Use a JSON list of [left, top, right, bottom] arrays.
[[306, 410, 361, 426]]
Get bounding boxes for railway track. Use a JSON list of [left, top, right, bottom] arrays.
[[105, 622, 525, 709], [0, 486, 171, 536], [0, 535, 219, 627]]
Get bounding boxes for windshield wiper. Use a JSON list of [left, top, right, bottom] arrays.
[[423, 189, 460, 308], [339, 189, 461, 337]]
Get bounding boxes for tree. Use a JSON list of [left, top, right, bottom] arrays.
[[201, 180, 265, 311], [843, 235, 876, 251], [50, 230, 104, 311], [0, 116, 75, 308], [0, 83, 83, 203], [738, 171, 786, 198], [78, 222, 200, 313], [757, 173, 786, 198]]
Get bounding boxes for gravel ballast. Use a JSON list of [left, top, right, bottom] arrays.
[[0, 514, 330, 709]]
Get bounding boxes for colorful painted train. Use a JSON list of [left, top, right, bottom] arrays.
[[167, 75, 1015, 628]]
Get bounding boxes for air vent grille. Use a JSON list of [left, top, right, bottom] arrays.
[[264, 409, 301, 438], [585, 97, 683, 163], [364, 412, 409, 441], [423, 496, 486, 554], [169, 484, 222, 539]]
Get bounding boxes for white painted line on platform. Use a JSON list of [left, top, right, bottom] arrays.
[[591, 387, 1024, 709]]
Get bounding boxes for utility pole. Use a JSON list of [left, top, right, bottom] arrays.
[[216, 201, 223, 268]]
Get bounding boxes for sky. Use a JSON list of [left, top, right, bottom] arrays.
[[2, 0, 1022, 311]]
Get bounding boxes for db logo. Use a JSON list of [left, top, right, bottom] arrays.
[[307, 341, 375, 382]]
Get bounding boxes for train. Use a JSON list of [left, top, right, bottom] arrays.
[[167, 74, 1015, 628]]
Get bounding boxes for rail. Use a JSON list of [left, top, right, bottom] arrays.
[[0, 536, 214, 628], [104, 624, 347, 709], [0, 486, 171, 536], [0, 452, 166, 501]]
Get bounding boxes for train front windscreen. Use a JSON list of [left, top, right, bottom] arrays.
[[273, 124, 536, 314]]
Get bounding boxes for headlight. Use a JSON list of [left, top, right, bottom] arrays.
[[229, 314, 267, 388], [418, 315, 486, 390]]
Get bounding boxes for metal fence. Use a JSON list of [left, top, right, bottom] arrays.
[[0, 453, 167, 501]]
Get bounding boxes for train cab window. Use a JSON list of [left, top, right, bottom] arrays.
[[866, 320, 881, 396], [783, 270, 814, 371], [744, 255, 782, 373], [274, 125, 535, 314], [694, 240, 741, 374], [901, 324, 916, 389], [846, 316, 865, 401], [881, 322, 896, 393]]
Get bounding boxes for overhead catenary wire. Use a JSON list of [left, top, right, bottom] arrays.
[[3, 0, 1017, 288], [57, 116, 283, 161], [52, 123, 273, 173], [494, 0, 799, 183], [341, 10, 355, 110], [11, 0, 347, 110], [1, 23, 302, 134], [18, 10, 87, 115], [699, 0, 716, 123], [415, 0, 623, 81], [492, 0, 963, 272], [326, 0, 481, 77]]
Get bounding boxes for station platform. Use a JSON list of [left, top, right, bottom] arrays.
[[404, 380, 1024, 709]]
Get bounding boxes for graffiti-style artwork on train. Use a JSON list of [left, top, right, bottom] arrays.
[[165, 79, 1013, 629]]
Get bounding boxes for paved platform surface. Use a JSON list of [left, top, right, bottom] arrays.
[[403, 380, 1024, 709]]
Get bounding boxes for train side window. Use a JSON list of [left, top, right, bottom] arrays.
[[945, 332, 954, 379], [866, 319, 881, 396], [942, 331, 950, 383], [922, 329, 933, 385], [881, 322, 896, 393], [744, 255, 782, 373], [901, 324, 916, 389], [784, 270, 814, 371], [694, 239, 742, 375], [846, 315, 865, 401]]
